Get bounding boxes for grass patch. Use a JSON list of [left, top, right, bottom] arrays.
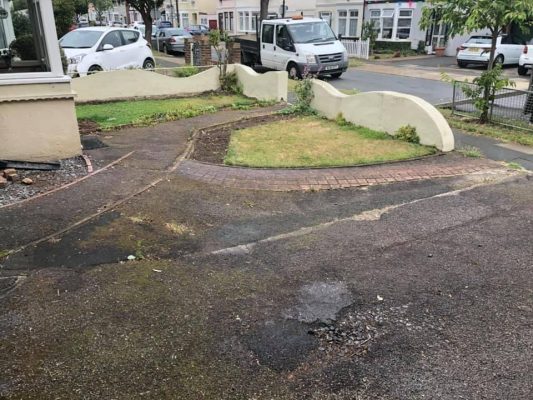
[[172, 66, 200, 77], [76, 95, 260, 130], [440, 108, 533, 147], [457, 146, 483, 158], [224, 116, 436, 168], [349, 58, 365, 68], [505, 162, 525, 170]]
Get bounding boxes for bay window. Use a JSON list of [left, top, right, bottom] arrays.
[[397, 9, 412, 39]]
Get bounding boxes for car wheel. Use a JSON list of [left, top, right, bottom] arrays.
[[88, 65, 102, 74], [287, 63, 301, 80], [494, 54, 504, 67], [518, 65, 528, 76], [457, 61, 468, 68], [330, 73, 342, 79], [143, 58, 155, 69]]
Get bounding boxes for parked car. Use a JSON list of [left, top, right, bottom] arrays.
[[456, 35, 523, 68], [60, 27, 155, 76], [151, 28, 192, 54], [518, 40, 533, 75], [186, 25, 210, 36], [132, 23, 157, 39]]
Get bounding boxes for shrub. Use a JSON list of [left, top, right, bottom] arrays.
[[173, 66, 200, 78], [375, 40, 411, 53], [221, 71, 242, 94], [9, 34, 36, 60], [395, 125, 420, 144]]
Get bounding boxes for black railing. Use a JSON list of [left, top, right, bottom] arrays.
[[451, 80, 533, 132]]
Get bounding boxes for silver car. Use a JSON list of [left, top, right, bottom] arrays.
[[151, 28, 192, 54]]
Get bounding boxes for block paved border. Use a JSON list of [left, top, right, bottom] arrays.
[[176, 156, 503, 191]]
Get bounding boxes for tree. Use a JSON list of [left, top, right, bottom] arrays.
[[421, 0, 533, 122], [53, 0, 76, 37], [92, 0, 113, 25], [127, 0, 164, 40], [361, 20, 378, 55], [260, 0, 269, 22], [421, 0, 533, 70]]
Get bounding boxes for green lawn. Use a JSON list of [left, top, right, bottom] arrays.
[[440, 108, 533, 147], [224, 116, 436, 168], [76, 95, 262, 130]]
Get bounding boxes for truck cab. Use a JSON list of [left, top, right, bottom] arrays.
[[241, 17, 348, 79]]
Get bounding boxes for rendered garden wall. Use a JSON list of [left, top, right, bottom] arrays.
[[310, 80, 455, 152]]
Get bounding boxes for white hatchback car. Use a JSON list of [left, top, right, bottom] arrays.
[[60, 27, 155, 76], [456, 35, 523, 68], [518, 40, 533, 75]]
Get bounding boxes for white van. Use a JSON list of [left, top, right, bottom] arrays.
[[237, 17, 348, 79]]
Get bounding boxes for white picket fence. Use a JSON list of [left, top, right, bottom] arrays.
[[341, 39, 370, 60]]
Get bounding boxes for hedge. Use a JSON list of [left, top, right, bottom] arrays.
[[374, 40, 412, 52]]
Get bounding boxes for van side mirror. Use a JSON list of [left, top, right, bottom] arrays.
[[102, 44, 114, 51]]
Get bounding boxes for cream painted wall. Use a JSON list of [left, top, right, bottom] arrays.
[[71, 65, 288, 103], [310, 80, 454, 152]]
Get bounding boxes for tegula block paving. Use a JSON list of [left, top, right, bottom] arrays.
[[176, 156, 503, 192]]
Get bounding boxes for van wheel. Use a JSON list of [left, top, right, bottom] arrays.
[[457, 61, 468, 68], [518, 65, 528, 76], [287, 63, 301, 80], [143, 58, 155, 69]]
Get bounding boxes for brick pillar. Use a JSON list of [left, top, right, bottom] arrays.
[[228, 42, 241, 64], [184, 38, 191, 65], [199, 36, 213, 66]]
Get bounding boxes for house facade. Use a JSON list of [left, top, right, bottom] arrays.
[[0, 0, 81, 162]]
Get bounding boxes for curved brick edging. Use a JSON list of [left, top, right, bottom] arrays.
[[176, 156, 502, 191]]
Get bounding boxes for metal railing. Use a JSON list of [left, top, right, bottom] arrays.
[[341, 39, 370, 60], [451, 80, 533, 132]]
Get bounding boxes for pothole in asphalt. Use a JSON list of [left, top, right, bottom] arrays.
[[283, 281, 353, 323]]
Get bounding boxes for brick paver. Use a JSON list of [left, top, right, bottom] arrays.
[[176, 155, 503, 191]]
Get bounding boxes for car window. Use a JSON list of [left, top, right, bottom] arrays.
[[466, 36, 492, 45], [101, 31, 123, 48], [262, 24, 274, 44], [60, 30, 103, 48], [121, 30, 139, 44], [276, 25, 291, 48]]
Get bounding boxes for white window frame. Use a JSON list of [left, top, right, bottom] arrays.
[[319, 11, 332, 27], [0, 0, 67, 85], [396, 9, 413, 40], [336, 9, 359, 38]]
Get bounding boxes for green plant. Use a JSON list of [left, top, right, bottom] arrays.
[[505, 162, 524, 170], [60, 46, 68, 74], [12, 12, 31, 37], [374, 40, 411, 53], [134, 240, 145, 260], [417, 40, 426, 54], [335, 113, 350, 126], [458, 64, 514, 123], [457, 146, 483, 158], [361, 20, 378, 55], [9, 34, 36, 60], [209, 29, 234, 90], [220, 71, 242, 94], [395, 125, 420, 144], [173, 66, 200, 78]]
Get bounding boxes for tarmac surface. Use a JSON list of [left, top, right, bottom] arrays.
[[0, 108, 532, 399]]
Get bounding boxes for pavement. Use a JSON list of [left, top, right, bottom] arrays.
[[1, 103, 532, 399]]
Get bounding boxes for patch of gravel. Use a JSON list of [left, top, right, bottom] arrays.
[[0, 156, 89, 207]]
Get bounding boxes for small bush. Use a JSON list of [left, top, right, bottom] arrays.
[[375, 40, 411, 52], [173, 66, 200, 78], [9, 34, 36, 60], [395, 125, 420, 144], [221, 71, 242, 94], [458, 146, 483, 158], [335, 113, 350, 126]]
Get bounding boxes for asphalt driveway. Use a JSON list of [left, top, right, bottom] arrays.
[[1, 131, 531, 399]]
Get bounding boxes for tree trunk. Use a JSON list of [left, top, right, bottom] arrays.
[[480, 29, 499, 123], [142, 12, 153, 42], [260, 0, 269, 22]]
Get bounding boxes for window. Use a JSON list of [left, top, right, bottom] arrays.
[[276, 25, 292, 50], [101, 31, 123, 48], [251, 12, 259, 31], [319, 12, 332, 27], [396, 9, 412, 39], [229, 12, 233, 31], [381, 9, 394, 39], [121, 30, 139, 44], [181, 13, 189, 28], [262, 24, 274, 44], [244, 11, 250, 31], [349, 10, 358, 37], [338, 11, 347, 38], [239, 12, 245, 31], [370, 10, 380, 36], [0, 0, 50, 74]]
